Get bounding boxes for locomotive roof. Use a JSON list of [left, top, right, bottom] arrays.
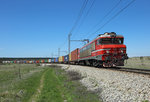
[[97, 32, 124, 38], [80, 32, 124, 49]]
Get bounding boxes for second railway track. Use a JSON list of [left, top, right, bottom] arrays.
[[103, 67, 150, 75]]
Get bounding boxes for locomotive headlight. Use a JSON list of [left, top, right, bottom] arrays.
[[121, 50, 123, 53], [106, 50, 109, 53]]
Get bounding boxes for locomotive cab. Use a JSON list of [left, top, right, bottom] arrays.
[[96, 32, 128, 67]]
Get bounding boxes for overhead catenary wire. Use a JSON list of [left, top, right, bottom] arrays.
[[72, 0, 96, 39], [68, 0, 89, 56], [77, 0, 122, 40], [86, 0, 136, 39], [72, 0, 122, 48], [73, 0, 135, 49], [86, 0, 122, 35], [60, 0, 136, 55], [69, 0, 89, 34], [59, 0, 89, 49]]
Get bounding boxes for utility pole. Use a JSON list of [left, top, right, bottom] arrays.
[[51, 53, 53, 58], [58, 48, 60, 57], [58, 48, 67, 57], [68, 33, 72, 55], [68, 33, 71, 64]]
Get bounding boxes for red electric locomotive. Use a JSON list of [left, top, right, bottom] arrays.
[[78, 32, 128, 67]]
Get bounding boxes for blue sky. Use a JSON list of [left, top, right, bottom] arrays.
[[0, 0, 150, 57]]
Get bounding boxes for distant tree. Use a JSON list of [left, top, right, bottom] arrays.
[[140, 56, 144, 65]]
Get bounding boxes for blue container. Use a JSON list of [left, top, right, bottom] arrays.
[[24, 61, 26, 63], [64, 54, 69, 62], [55, 57, 59, 62], [51, 58, 55, 62]]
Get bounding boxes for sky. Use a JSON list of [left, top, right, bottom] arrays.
[[0, 0, 150, 57]]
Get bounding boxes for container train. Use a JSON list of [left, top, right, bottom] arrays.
[[61, 32, 128, 67], [2, 32, 128, 67]]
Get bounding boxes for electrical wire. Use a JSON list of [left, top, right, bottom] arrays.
[[77, 0, 122, 40], [69, 0, 89, 34], [73, 0, 135, 49], [86, 0, 136, 38], [59, 0, 89, 50], [87, 0, 122, 34], [72, 0, 96, 39]]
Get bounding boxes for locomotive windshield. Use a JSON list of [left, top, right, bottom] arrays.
[[98, 38, 123, 44]]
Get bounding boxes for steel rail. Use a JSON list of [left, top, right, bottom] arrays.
[[102, 67, 150, 75]]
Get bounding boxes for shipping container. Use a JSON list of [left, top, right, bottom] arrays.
[[62, 56, 64, 62], [44, 59, 48, 63], [36, 60, 40, 63], [55, 58, 59, 62], [51, 58, 55, 62], [71, 48, 79, 61], [48, 59, 51, 63], [59, 56, 63, 62], [64, 55, 69, 62], [69, 53, 71, 61]]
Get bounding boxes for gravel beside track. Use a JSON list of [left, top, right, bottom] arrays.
[[59, 64, 150, 102]]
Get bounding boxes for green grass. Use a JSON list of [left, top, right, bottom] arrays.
[[0, 64, 37, 83], [0, 64, 42, 92], [0, 64, 45, 102], [12, 70, 44, 102], [0, 64, 100, 102], [38, 68, 64, 102], [38, 66, 100, 102]]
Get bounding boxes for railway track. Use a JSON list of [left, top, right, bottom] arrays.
[[105, 67, 150, 75], [56, 63, 150, 75], [74, 64, 150, 75]]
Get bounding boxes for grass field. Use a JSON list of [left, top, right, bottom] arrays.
[[0, 64, 100, 102], [124, 56, 150, 69]]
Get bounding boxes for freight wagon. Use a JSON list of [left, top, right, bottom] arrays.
[[69, 53, 71, 61], [48, 59, 51, 63], [55, 58, 59, 63], [64, 55, 69, 63], [59, 56, 63, 63], [51, 58, 55, 63], [70, 48, 79, 64]]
